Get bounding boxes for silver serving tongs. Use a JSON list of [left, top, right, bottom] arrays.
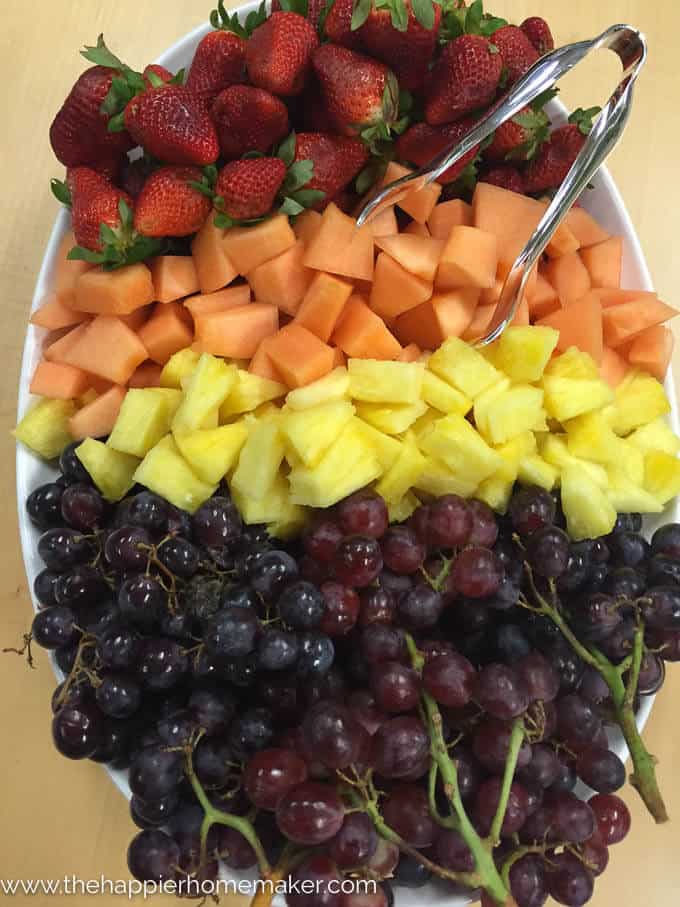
[[356, 23, 648, 346]]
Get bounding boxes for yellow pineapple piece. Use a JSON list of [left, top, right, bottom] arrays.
[[388, 491, 421, 523], [107, 389, 170, 458], [281, 400, 355, 467], [348, 359, 424, 405], [544, 346, 600, 380], [627, 418, 680, 456], [151, 388, 183, 426], [560, 463, 617, 541], [476, 472, 515, 513], [643, 451, 680, 505], [220, 370, 287, 419], [421, 370, 472, 416], [540, 434, 608, 487], [268, 504, 309, 540], [231, 417, 285, 501], [173, 354, 238, 434], [411, 408, 443, 443], [473, 378, 511, 440], [355, 400, 427, 434], [75, 438, 140, 502], [542, 375, 613, 422], [420, 414, 503, 486], [479, 384, 545, 445], [565, 411, 619, 464], [232, 474, 302, 527], [134, 435, 216, 512], [607, 372, 670, 436], [354, 419, 402, 470], [518, 454, 558, 490], [286, 367, 350, 410], [375, 433, 426, 503], [14, 398, 76, 460], [615, 439, 645, 485], [496, 326, 560, 383], [174, 422, 248, 484], [606, 466, 663, 514], [160, 348, 201, 388], [414, 457, 479, 497], [428, 336, 502, 398]]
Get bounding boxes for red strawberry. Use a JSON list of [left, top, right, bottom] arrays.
[[492, 25, 540, 86], [186, 30, 246, 103], [523, 114, 596, 193], [49, 66, 133, 168], [520, 17, 554, 55], [324, 0, 365, 50], [293, 132, 369, 205], [211, 85, 289, 160], [215, 157, 287, 220], [143, 64, 175, 87], [124, 86, 220, 166], [67, 167, 134, 251], [425, 35, 503, 126], [134, 166, 212, 237], [271, 0, 328, 29], [312, 44, 399, 139], [484, 106, 549, 162], [246, 13, 319, 97], [301, 82, 340, 132], [481, 165, 525, 194], [396, 118, 479, 184], [359, 0, 442, 91]]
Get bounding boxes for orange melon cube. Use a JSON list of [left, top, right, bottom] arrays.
[[368, 206, 399, 238], [119, 304, 153, 332], [62, 315, 149, 384], [331, 346, 347, 369], [602, 296, 679, 348], [497, 261, 537, 299], [370, 253, 433, 320], [528, 273, 561, 320], [223, 215, 296, 275], [394, 289, 479, 349], [52, 231, 95, 306], [128, 362, 163, 388], [565, 206, 610, 248], [303, 204, 374, 282], [248, 240, 314, 316], [43, 323, 91, 363], [509, 295, 530, 327], [185, 285, 251, 319], [375, 234, 444, 283], [591, 288, 656, 309], [479, 278, 502, 307], [436, 226, 497, 291], [382, 163, 442, 224], [137, 302, 194, 365], [398, 343, 423, 363], [542, 251, 591, 304], [68, 385, 127, 441], [191, 216, 238, 294], [86, 375, 114, 395], [545, 222, 580, 258], [404, 221, 431, 237], [293, 209, 323, 244], [266, 324, 335, 388], [332, 295, 402, 360], [30, 360, 91, 400], [537, 293, 604, 363], [149, 256, 200, 303], [427, 199, 473, 239], [30, 293, 89, 331], [626, 324, 675, 381], [294, 272, 353, 341], [600, 346, 629, 387], [249, 336, 284, 381], [73, 263, 154, 315], [462, 303, 495, 342], [580, 236, 623, 289], [194, 303, 279, 358]]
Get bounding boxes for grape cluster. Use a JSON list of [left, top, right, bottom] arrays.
[[24, 458, 679, 907]]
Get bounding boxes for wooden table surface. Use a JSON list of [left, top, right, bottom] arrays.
[[2, 1, 679, 903]]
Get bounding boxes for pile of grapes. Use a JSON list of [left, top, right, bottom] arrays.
[[20, 440, 680, 907]]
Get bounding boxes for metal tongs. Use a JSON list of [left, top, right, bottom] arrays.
[[356, 24, 648, 346]]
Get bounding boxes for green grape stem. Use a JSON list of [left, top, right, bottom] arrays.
[[488, 718, 525, 846]]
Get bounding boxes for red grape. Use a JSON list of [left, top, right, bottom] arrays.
[[575, 747, 625, 793], [451, 547, 504, 598], [243, 748, 308, 810], [382, 783, 438, 847], [474, 776, 529, 837], [516, 652, 560, 703], [467, 499, 499, 547], [427, 495, 472, 547], [334, 536, 383, 587], [577, 830, 609, 877], [588, 793, 631, 845], [370, 661, 421, 713], [328, 812, 378, 868], [288, 854, 342, 907], [434, 828, 474, 872], [359, 587, 396, 627], [302, 700, 367, 769], [381, 526, 426, 574], [338, 489, 389, 538], [509, 486, 556, 537], [276, 781, 345, 845], [526, 527, 571, 578], [474, 663, 530, 719], [372, 716, 429, 778], [547, 851, 594, 906], [509, 853, 548, 907], [472, 717, 533, 774], [422, 652, 475, 708], [319, 582, 360, 636], [548, 791, 596, 843], [304, 518, 344, 562]]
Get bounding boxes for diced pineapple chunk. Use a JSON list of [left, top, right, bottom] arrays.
[[476, 472, 515, 513], [375, 433, 426, 503], [353, 419, 402, 470], [606, 466, 663, 514], [107, 389, 169, 458], [560, 463, 617, 540], [627, 418, 680, 456], [542, 376, 613, 422], [518, 454, 558, 490], [388, 491, 421, 523], [14, 398, 76, 460], [355, 400, 427, 434], [160, 348, 201, 388], [428, 337, 502, 398], [410, 408, 443, 443], [174, 422, 248, 484], [151, 388, 183, 426], [281, 400, 355, 467], [220, 370, 287, 419], [607, 372, 670, 436], [615, 439, 645, 486], [497, 431, 537, 464], [421, 371, 472, 415], [565, 411, 619, 464], [420, 414, 503, 486], [348, 359, 424, 404], [173, 354, 238, 434], [414, 457, 478, 497], [544, 346, 600, 379], [231, 417, 285, 500], [496, 326, 560, 383], [286, 367, 350, 410], [540, 434, 608, 487], [134, 435, 216, 512], [75, 438, 140, 501], [232, 474, 302, 527], [643, 451, 680, 505], [268, 504, 309, 540], [473, 378, 511, 441], [481, 384, 545, 445]]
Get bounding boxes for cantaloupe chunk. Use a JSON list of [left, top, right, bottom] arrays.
[[542, 251, 591, 304], [149, 256, 200, 303], [537, 293, 604, 363], [249, 336, 283, 381], [461, 303, 495, 342], [436, 226, 497, 291], [427, 199, 472, 239], [398, 343, 423, 362], [191, 217, 237, 294], [52, 231, 95, 307], [223, 215, 296, 275], [332, 295, 402, 360], [294, 272, 353, 342], [580, 236, 623, 289], [194, 303, 279, 358], [602, 296, 678, 347], [68, 385, 127, 440], [370, 253, 432, 320], [129, 361, 163, 388], [403, 221, 431, 237], [381, 163, 442, 224], [331, 346, 346, 369], [545, 222, 580, 259], [600, 346, 629, 387], [510, 296, 530, 326], [479, 278, 502, 307], [565, 206, 610, 247], [184, 284, 251, 319], [119, 304, 153, 332], [266, 324, 335, 388], [293, 209, 323, 244], [73, 263, 154, 315], [247, 239, 314, 316], [591, 288, 656, 309], [528, 273, 561, 319], [626, 324, 675, 381], [375, 235, 444, 283], [30, 293, 89, 331], [368, 206, 398, 238], [137, 302, 194, 365], [395, 289, 479, 349], [303, 204, 374, 281], [30, 360, 90, 399], [62, 315, 148, 384]]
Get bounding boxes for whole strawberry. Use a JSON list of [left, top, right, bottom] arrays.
[[124, 86, 220, 166], [186, 30, 246, 103], [134, 166, 212, 237], [211, 85, 289, 160], [246, 12, 319, 97], [485, 105, 549, 162], [396, 118, 479, 184], [66, 167, 134, 251], [215, 157, 287, 220], [359, 0, 442, 91], [425, 35, 502, 126], [492, 25, 539, 86], [481, 165, 525, 194], [523, 109, 599, 193], [50, 66, 133, 169], [293, 132, 368, 205], [521, 17, 554, 55], [312, 44, 399, 139], [323, 0, 364, 49]]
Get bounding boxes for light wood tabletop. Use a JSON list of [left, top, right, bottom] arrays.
[[1, 1, 679, 904]]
